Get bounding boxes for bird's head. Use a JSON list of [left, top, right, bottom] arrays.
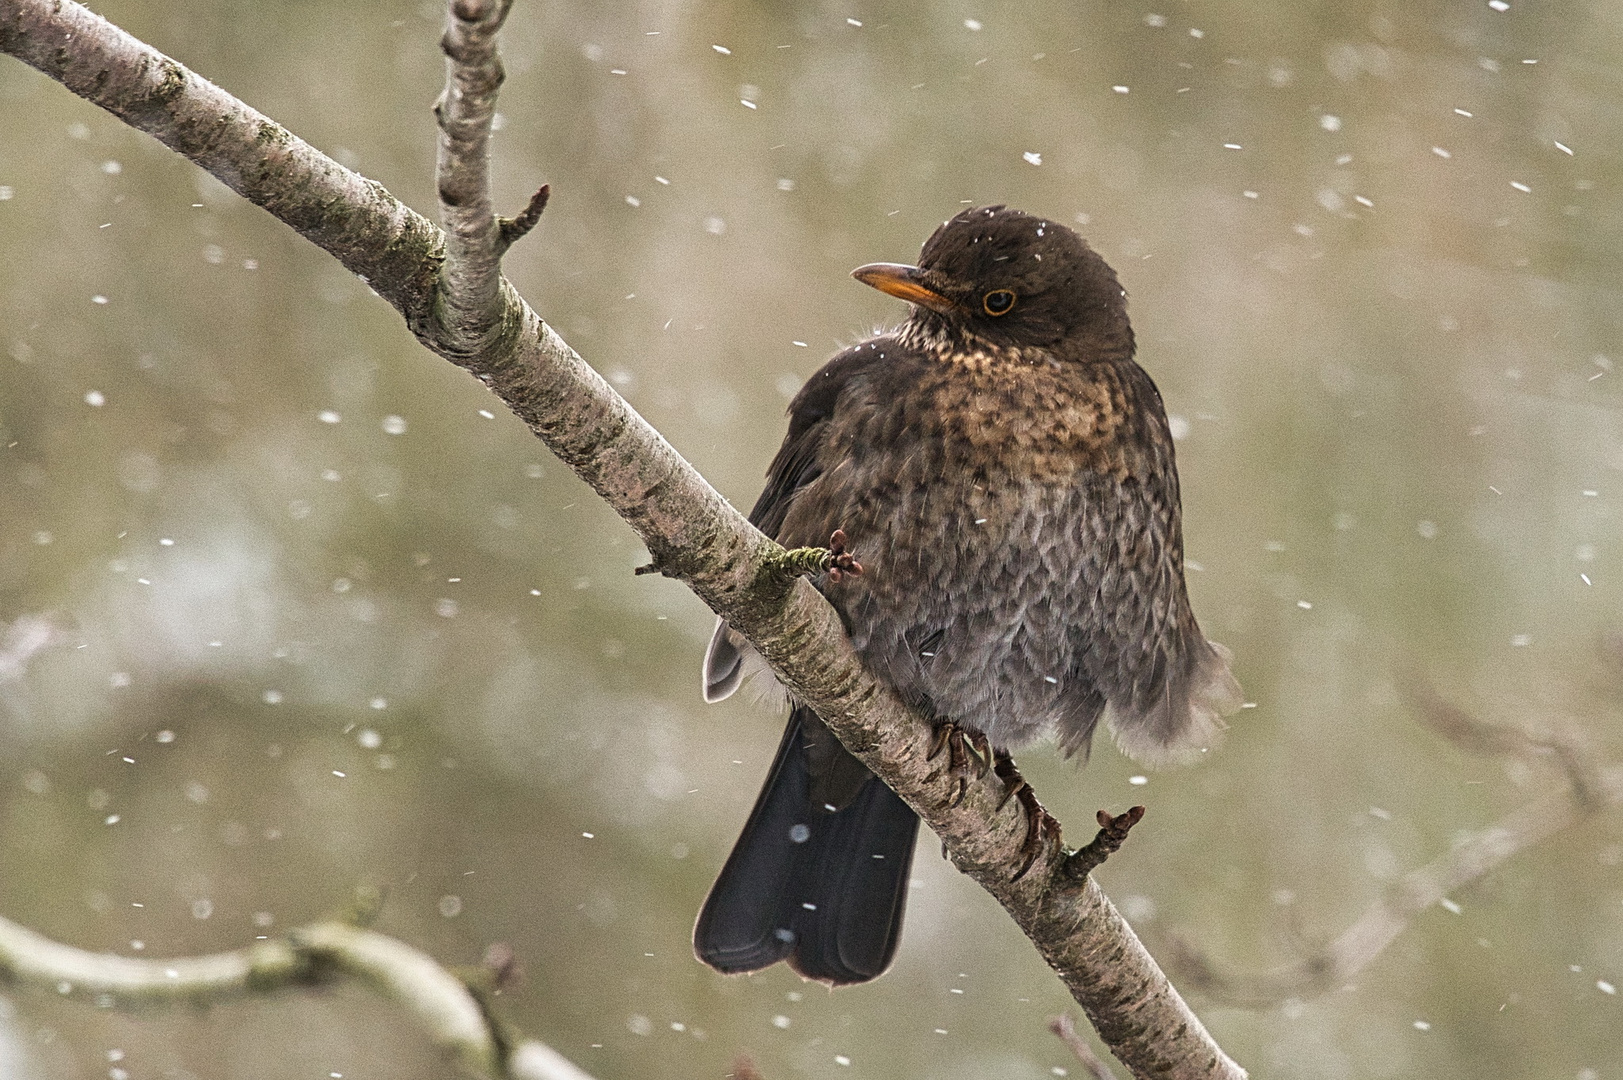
[[852, 205, 1133, 359]]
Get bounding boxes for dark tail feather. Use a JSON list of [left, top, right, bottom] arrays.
[[694, 706, 920, 985]]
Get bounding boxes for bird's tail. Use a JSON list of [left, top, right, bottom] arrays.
[[693, 705, 919, 985]]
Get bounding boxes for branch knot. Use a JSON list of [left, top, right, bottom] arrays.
[[1061, 806, 1146, 882], [497, 184, 549, 253]]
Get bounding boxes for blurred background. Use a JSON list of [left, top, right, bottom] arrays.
[[2, 0, 1622, 1076]]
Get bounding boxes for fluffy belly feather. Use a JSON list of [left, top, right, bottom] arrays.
[[825, 479, 1092, 751]]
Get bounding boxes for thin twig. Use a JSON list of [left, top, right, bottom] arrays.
[[498, 184, 550, 252], [1050, 1014, 1122, 1080], [1063, 806, 1147, 881], [0, 2, 1243, 1075], [0, 913, 597, 1080]]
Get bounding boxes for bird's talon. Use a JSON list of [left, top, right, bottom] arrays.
[[928, 721, 989, 806], [995, 774, 1026, 812], [992, 750, 1025, 811], [823, 529, 864, 580], [998, 756, 1059, 882], [968, 730, 992, 779], [1012, 807, 1058, 882]]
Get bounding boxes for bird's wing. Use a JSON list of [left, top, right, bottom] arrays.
[[1064, 364, 1241, 764], [747, 340, 889, 535], [702, 339, 892, 702]]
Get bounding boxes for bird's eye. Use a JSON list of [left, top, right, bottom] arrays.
[[982, 289, 1016, 316]]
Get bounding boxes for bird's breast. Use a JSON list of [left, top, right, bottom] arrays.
[[912, 351, 1137, 484]]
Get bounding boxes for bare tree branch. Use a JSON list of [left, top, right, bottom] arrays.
[[1162, 685, 1623, 1006], [0, 912, 598, 1080], [434, 0, 516, 350], [0, 2, 1242, 1075]]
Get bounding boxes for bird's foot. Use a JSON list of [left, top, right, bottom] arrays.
[[926, 721, 990, 808], [764, 529, 864, 588], [823, 529, 864, 584], [993, 753, 1061, 882], [1061, 806, 1147, 882]]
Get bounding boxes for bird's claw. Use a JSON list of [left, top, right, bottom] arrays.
[[927, 721, 990, 809], [1012, 792, 1061, 882], [966, 728, 991, 774], [824, 529, 864, 584], [994, 753, 1061, 882]]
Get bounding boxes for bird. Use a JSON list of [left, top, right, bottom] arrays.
[[692, 205, 1242, 986]]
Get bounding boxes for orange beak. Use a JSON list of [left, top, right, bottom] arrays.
[[850, 262, 957, 314]]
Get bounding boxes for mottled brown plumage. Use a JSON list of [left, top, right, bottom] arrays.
[[694, 205, 1241, 985]]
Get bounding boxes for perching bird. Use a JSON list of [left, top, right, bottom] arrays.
[[693, 205, 1242, 985]]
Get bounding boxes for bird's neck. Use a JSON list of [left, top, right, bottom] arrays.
[[898, 314, 1136, 369]]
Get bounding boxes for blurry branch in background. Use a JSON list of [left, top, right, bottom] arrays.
[[1049, 1014, 1123, 1080], [0, 613, 76, 684], [0, 911, 599, 1080], [1161, 672, 1623, 1006], [0, 1, 1243, 1076], [727, 1056, 768, 1080]]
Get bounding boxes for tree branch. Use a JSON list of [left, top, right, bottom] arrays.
[[434, 0, 515, 350], [0, 2, 1242, 1075], [0, 912, 598, 1080], [1162, 684, 1623, 1005]]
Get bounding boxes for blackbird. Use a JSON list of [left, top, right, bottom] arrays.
[[693, 205, 1242, 985]]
